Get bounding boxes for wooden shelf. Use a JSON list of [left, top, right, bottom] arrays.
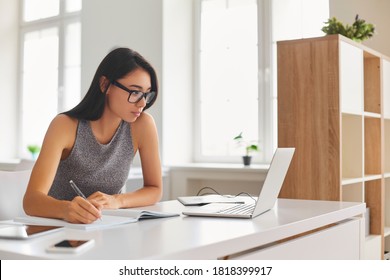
[[364, 112, 381, 118], [364, 174, 382, 181], [277, 34, 389, 259], [342, 177, 364, 185]]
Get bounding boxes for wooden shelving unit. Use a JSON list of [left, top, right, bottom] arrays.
[[277, 34, 390, 259]]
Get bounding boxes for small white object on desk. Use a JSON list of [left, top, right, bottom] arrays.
[[177, 194, 249, 206]]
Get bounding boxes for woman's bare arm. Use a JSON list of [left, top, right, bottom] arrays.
[[23, 115, 102, 223]]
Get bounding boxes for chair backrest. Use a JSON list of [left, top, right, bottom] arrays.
[[14, 159, 35, 171], [0, 169, 32, 220], [0, 159, 35, 171]]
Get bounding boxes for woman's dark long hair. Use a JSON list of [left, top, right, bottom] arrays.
[[64, 48, 158, 120]]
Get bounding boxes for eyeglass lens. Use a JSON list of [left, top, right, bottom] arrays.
[[128, 91, 156, 103]]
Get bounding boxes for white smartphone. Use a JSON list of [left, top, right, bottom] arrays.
[[46, 239, 95, 254]]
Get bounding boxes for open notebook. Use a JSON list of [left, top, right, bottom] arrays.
[[14, 209, 179, 230], [182, 148, 295, 218]]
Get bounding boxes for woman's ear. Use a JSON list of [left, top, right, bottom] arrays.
[[99, 76, 110, 93]]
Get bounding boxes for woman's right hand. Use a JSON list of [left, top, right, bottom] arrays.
[[64, 196, 102, 224]]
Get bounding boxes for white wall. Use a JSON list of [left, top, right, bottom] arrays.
[[0, 0, 19, 160], [162, 0, 194, 165], [272, 0, 329, 41], [330, 0, 390, 57]]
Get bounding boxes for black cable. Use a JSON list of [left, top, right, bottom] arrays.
[[196, 187, 256, 202], [196, 187, 221, 196], [234, 192, 257, 202]]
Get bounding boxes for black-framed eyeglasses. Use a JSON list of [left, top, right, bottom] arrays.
[[111, 80, 156, 104]]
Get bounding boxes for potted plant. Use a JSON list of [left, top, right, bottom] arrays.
[[321, 14, 375, 43], [27, 145, 41, 160], [233, 132, 259, 166]]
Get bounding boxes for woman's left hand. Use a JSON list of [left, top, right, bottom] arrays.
[[87, 191, 121, 209]]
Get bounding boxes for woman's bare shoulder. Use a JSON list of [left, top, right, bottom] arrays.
[[45, 114, 78, 143], [131, 112, 157, 135], [48, 114, 78, 131], [131, 112, 158, 149], [133, 112, 155, 127]]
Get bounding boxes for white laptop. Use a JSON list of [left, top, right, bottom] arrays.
[[182, 148, 295, 218]]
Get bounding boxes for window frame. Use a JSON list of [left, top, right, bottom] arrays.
[[18, 0, 81, 158], [193, 0, 275, 164]]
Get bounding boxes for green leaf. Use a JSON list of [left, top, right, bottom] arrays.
[[321, 15, 374, 42], [27, 145, 41, 154], [233, 132, 243, 141]]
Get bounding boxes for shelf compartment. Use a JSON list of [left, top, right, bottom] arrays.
[[342, 182, 363, 202], [342, 114, 363, 179], [364, 53, 381, 114], [383, 59, 390, 119], [365, 179, 383, 236], [385, 227, 390, 238], [340, 41, 363, 115], [385, 120, 390, 174], [385, 179, 390, 230], [364, 117, 382, 175], [385, 234, 390, 260]]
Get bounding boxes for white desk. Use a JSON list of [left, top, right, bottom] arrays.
[[0, 199, 365, 260]]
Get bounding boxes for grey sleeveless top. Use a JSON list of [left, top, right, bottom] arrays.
[[48, 119, 134, 201]]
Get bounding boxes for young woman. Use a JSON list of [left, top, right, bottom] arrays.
[[23, 48, 162, 224]]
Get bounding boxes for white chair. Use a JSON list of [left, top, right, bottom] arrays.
[[0, 169, 32, 220], [0, 159, 35, 171], [14, 159, 35, 171], [0, 161, 19, 171]]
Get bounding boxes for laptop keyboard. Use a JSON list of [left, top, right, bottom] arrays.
[[217, 204, 255, 215]]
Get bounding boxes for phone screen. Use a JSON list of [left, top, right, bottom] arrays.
[[47, 239, 95, 254], [54, 240, 90, 248]]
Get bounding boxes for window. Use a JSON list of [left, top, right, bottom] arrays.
[[195, 0, 269, 163], [19, 0, 81, 158], [195, 0, 329, 164]]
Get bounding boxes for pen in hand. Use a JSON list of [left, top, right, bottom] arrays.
[[69, 180, 102, 221]]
